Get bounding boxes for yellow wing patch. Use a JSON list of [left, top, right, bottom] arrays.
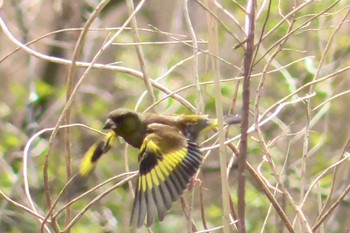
[[103, 131, 117, 150], [79, 131, 117, 177], [139, 147, 188, 191], [130, 128, 203, 228], [79, 143, 99, 176]]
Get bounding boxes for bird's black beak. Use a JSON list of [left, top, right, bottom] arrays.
[[103, 119, 115, 130]]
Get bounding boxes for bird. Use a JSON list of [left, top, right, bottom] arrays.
[[68, 108, 241, 228]]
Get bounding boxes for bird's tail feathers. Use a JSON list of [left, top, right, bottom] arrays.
[[190, 115, 241, 141], [223, 114, 242, 125], [206, 114, 241, 130]]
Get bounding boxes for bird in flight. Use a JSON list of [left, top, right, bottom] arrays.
[[66, 108, 241, 228]]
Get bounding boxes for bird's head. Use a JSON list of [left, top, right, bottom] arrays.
[[103, 108, 145, 139]]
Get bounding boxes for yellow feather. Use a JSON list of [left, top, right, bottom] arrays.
[[162, 157, 176, 173], [163, 154, 177, 168], [150, 169, 160, 186], [79, 132, 117, 177], [154, 166, 166, 182], [147, 140, 160, 151], [79, 144, 98, 177], [141, 175, 147, 192], [157, 161, 170, 177], [166, 148, 187, 167], [138, 175, 142, 190], [200, 119, 218, 136], [166, 153, 180, 167], [146, 173, 153, 190], [173, 149, 187, 162], [103, 131, 117, 150]]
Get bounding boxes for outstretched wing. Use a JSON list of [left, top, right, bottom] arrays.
[[130, 126, 203, 228], [62, 132, 117, 201], [79, 131, 117, 177]]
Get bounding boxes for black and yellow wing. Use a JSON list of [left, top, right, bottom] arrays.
[[63, 132, 117, 201], [130, 124, 203, 228], [79, 131, 117, 177]]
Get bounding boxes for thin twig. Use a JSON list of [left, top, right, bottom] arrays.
[[42, 1, 116, 231], [237, 1, 255, 231], [62, 173, 138, 232], [184, 0, 202, 114], [202, 93, 316, 151], [194, 0, 242, 44], [0, 191, 47, 221], [0, 15, 195, 112], [126, 0, 157, 110], [312, 184, 350, 232], [205, 1, 231, 232], [315, 136, 350, 224], [184, 1, 201, 230], [299, 154, 350, 208]]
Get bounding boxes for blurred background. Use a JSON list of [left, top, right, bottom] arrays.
[[0, 0, 350, 232]]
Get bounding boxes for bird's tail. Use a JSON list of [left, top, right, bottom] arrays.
[[223, 114, 242, 125], [187, 114, 241, 142], [206, 114, 241, 132], [62, 131, 117, 201]]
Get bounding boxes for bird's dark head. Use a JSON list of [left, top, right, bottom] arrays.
[[103, 109, 146, 147], [103, 108, 142, 130]]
